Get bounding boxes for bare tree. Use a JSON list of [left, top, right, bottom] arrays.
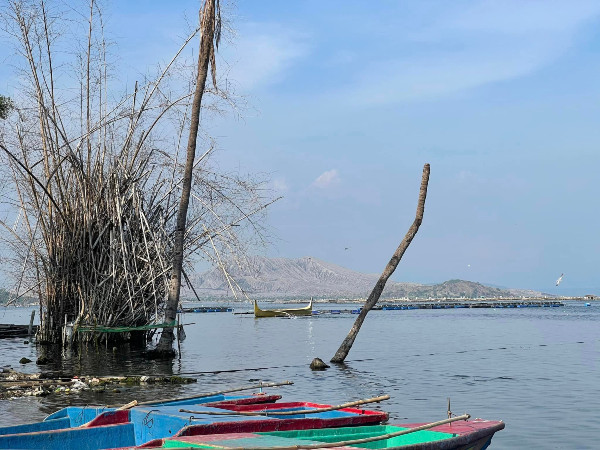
[[155, 0, 221, 356], [330, 164, 430, 363], [0, 0, 273, 347]]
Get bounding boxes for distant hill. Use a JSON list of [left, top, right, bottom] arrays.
[[188, 256, 546, 300], [0, 288, 36, 306], [0, 288, 9, 304]]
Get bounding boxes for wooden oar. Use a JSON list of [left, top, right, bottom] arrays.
[[116, 380, 293, 407], [292, 414, 471, 449], [180, 394, 389, 416], [196, 414, 471, 450], [116, 400, 138, 410]]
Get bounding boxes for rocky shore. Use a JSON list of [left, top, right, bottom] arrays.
[[0, 368, 196, 400]]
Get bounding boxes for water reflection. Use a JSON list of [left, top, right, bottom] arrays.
[[32, 343, 174, 378]]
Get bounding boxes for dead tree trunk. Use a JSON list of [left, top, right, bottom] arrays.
[[330, 163, 430, 363], [155, 0, 221, 355]]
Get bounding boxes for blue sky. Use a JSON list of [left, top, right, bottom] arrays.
[[1, 1, 599, 295]]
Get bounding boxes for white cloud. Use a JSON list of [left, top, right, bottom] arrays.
[[448, 0, 600, 34], [312, 169, 340, 189], [222, 23, 308, 91], [273, 177, 289, 194], [334, 1, 600, 106]]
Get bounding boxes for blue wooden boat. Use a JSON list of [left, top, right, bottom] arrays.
[[0, 397, 388, 449], [0, 393, 281, 437]]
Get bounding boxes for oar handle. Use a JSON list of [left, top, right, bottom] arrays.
[[117, 400, 138, 410], [180, 394, 390, 416]]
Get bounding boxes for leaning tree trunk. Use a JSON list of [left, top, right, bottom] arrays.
[[330, 163, 430, 363], [155, 0, 220, 355]]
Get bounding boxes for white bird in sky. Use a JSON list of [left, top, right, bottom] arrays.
[[556, 273, 564, 286]]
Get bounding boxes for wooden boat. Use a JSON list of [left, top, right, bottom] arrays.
[[174, 400, 389, 436], [0, 393, 281, 438], [254, 299, 313, 317], [134, 418, 504, 449], [0, 398, 387, 449], [0, 323, 39, 338]]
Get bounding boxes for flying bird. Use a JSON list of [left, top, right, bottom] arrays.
[[555, 273, 564, 286]]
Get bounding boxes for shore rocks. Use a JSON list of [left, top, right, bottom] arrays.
[[1, 369, 197, 400], [310, 357, 330, 370], [36, 356, 50, 365]]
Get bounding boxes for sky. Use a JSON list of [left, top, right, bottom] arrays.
[[1, 0, 599, 295]]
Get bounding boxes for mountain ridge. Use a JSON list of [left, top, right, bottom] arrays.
[[187, 256, 546, 300]]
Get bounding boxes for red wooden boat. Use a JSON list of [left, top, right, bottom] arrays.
[[174, 400, 389, 436]]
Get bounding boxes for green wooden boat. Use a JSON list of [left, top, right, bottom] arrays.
[[133, 417, 504, 449]]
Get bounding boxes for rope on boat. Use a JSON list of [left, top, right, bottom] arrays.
[[128, 380, 294, 407], [206, 414, 471, 450], [180, 394, 390, 416]]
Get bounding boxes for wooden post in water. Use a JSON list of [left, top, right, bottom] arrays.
[[28, 310, 35, 336], [155, 0, 221, 356], [330, 164, 430, 363], [176, 313, 182, 357]]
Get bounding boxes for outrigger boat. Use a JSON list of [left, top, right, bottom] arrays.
[[254, 299, 313, 318]]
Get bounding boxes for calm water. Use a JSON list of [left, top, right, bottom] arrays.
[[1, 301, 599, 449]]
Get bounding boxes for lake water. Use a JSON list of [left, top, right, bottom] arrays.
[[1, 301, 599, 449]]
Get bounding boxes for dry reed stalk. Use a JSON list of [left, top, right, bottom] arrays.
[[0, 0, 275, 347]]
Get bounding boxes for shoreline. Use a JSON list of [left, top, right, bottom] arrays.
[[179, 296, 596, 304]]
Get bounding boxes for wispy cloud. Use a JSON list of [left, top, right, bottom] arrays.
[[334, 1, 600, 106], [222, 23, 308, 91], [312, 169, 340, 189], [447, 0, 600, 34], [273, 177, 289, 194]]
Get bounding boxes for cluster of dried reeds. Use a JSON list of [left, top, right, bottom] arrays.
[[0, 0, 273, 345]]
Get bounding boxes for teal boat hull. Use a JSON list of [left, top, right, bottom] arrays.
[[136, 419, 504, 449]]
